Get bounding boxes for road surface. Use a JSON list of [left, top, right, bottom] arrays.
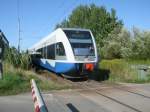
[[0, 83, 150, 112]]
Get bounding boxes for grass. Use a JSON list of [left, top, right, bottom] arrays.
[[100, 59, 150, 83], [4, 47, 31, 70], [0, 63, 71, 96], [1, 56, 150, 96], [126, 59, 150, 65]]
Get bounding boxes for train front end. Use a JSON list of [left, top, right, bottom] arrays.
[[63, 29, 98, 77]]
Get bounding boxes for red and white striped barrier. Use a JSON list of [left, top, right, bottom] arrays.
[[31, 79, 48, 112]]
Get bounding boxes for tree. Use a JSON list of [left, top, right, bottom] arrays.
[[101, 28, 132, 59], [56, 4, 123, 52], [131, 28, 150, 59]]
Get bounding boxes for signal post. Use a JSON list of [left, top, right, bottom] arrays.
[[0, 30, 9, 79], [0, 47, 2, 79]]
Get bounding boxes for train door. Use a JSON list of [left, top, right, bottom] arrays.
[[42, 43, 47, 59], [55, 42, 66, 60], [47, 44, 55, 60]]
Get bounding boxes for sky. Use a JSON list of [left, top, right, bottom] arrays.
[[0, 0, 150, 50]]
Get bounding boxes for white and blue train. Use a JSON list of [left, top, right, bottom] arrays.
[[29, 28, 98, 77]]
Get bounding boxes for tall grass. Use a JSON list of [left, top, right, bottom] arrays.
[[100, 59, 150, 83], [0, 47, 72, 96], [126, 59, 150, 65], [4, 47, 31, 70]]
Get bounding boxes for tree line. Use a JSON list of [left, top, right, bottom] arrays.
[[56, 4, 150, 60]]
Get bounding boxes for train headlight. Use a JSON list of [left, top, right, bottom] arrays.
[[85, 63, 94, 71]]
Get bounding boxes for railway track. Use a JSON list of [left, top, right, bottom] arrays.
[[37, 71, 150, 112], [67, 79, 150, 99], [112, 85, 150, 99], [64, 79, 150, 112], [76, 81, 142, 112], [39, 70, 150, 99], [94, 89, 142, 112]]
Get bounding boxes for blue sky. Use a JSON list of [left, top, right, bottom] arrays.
[[0, 0, 150, 50]]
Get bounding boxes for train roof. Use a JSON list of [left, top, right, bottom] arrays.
[[29, 28, 92, 51], [61, 28, 91, 32]]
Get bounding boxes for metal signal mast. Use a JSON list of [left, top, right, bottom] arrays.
[[17, 0, 21, 53]]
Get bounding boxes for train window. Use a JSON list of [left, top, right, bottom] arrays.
[[63, 30, 92, 40], [31, 53, 42, 59], [42, 47, 44, 58], [56, 42, 65, 56], [37, 49, 41, 53], [36, 48, 43, 58], [47, 44, 55, 59], [43, 47, 47, 58]]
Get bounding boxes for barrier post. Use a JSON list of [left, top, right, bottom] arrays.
[[0, 48, 3, 79], [31, 79, 48, 112]]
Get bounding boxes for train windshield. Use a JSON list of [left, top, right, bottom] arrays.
[[71, 43, 95, 56], [64, 30, 95, 56]]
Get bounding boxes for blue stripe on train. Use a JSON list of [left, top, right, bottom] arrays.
[[55, 62, 75, 73], [36, 59, 76, 73]]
